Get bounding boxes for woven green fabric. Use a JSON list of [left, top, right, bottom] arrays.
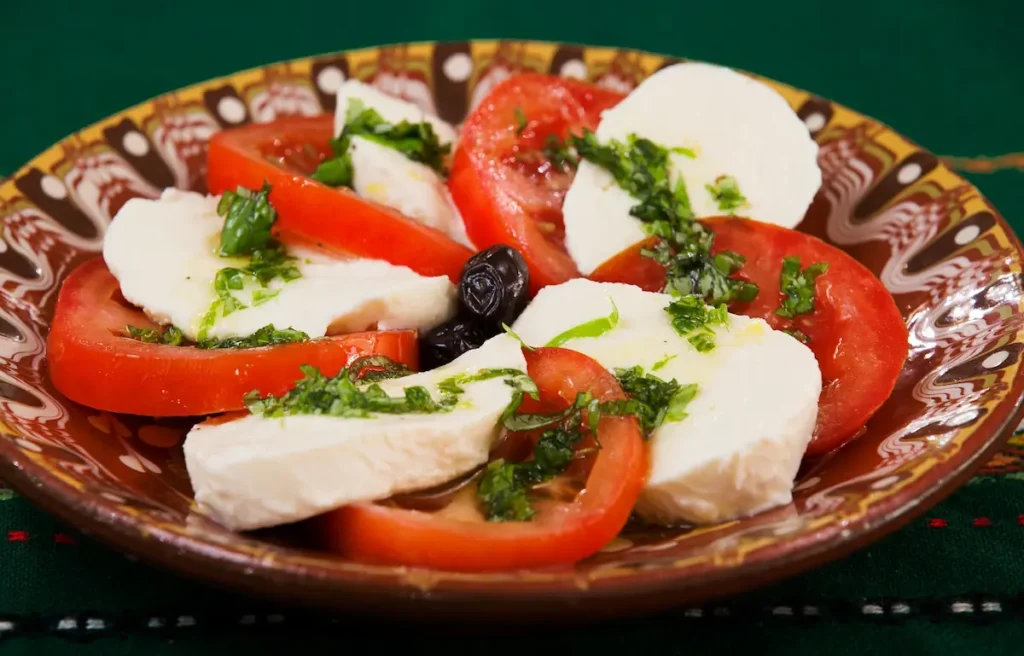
[[1, 0, 1023, 653]]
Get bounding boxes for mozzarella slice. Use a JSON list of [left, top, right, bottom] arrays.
[[562, 62, 822, 275], [333, 80, 471, 244], [184, 333, 527, 531], [103, 188, 456, 341], [334, 79, 458, 148], [511, 279, 821, 525]]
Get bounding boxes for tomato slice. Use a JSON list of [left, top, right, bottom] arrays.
[[591, 219, 908, 456], [322, 347, 648, 572], [206, 115, 474, 283], [448, 73, 624, 294], [46, 258, 418, 417]]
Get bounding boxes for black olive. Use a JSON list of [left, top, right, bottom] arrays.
[[458, 245, 530, 327], [419, 319, 500, 370]]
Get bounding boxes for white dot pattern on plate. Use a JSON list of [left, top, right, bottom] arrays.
[[982, 350, 1009, 369], [443, 52, 473, 82], [217, 96, 247, 124], [121, 131, 150, 157], [40, 174, 67, 200], [316, 66, 345, 94], [803, 112, 826, 132], [560, 59, 588, 80], [955, 224, 981, 246], [897, 162, 923, 185]]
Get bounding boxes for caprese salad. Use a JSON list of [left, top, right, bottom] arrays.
[[46, 61, 909, 573]]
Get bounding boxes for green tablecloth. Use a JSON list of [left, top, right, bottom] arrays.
[[2, 1, 1024, 653]]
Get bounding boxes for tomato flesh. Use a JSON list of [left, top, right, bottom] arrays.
[[46, 258, 418, 417], [206, 115, 474, 283], [591, 219, 908, 456], [448, 73, 624, 294], [322, 347, 648, 572]]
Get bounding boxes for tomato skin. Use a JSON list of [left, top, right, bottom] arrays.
[[448, 73, 624, 294], [590, 219, 908, 456], [46, 258, 419, 417], [206, 115, 474, 283], [323, 347, 648, 572]]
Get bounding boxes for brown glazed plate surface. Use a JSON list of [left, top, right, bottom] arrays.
[[0, 40, 1022, 622]]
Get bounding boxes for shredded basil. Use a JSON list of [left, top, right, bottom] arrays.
[[544, 298, 619, 347], [197, 324, 308, 350], [245, 364, 530, 420], [514, 106, 528, 135], [501, 323, 537, 351], [651, 354, 677, 371], [705, 175, 747, 214], [571, 129, 758, 306], [313, 99, 450, 187], [611, 365, 699, 435], [125, 325, 183, 346], [776, 256, 829, 319], [478, 392, 597, 522], [542, 134, 578, 172], [217, 182, 277, 257], [665, 296, 729, 353]]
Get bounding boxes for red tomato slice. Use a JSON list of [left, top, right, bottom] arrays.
[[322, 346, 648, 572], [46, 258, 418, 417], [448, 73, 624, 294], [206, 115, 474, 283], [591, 219, 908, 456]]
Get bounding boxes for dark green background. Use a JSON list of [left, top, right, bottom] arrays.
[[2, 0, 1024, 653]]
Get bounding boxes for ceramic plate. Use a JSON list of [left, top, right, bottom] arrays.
[[1, 40, 1022, 621]]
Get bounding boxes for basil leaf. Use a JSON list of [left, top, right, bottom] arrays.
[[198, 324, 308, 350], [218, 182, 277, 257], [705, 175, 747, 214], [776, 256, 829, 319]]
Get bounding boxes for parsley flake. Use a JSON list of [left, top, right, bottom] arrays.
[[665, 296, 729, 353], [609, 365, 699, 435], [776, 256, 829, 319], [571, 129, 758, 306], [313, 99, 451, 187], [705, 175, 747, 214], [217, 182, 277, 257]]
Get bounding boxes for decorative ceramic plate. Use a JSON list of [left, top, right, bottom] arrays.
[[1, 40, 1022, 621]]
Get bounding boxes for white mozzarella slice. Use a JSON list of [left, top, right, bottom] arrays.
[[349, 137, 460, 236], [184, 333, 527, 531], [103, 188, 456, 342], [511, 279, 821, 525], [333, 81, 468, 242], [334, 79, 458, 148], [562, 62, 821, 274]]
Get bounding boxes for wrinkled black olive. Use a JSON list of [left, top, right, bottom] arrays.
[[419, 319, 500, 370], [458, 245, 530, 327]]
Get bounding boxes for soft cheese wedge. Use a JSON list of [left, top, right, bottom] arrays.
[[511, 279, 821, 525], [103, 188, 457, 342], [184, 333, 528, 531], [334, 79, 471, 245], [562, 62, 822, 275]]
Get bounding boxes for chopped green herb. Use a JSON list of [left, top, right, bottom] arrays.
[[570, 129, 758, 306], [776, 256, 829, 319], [217, 182, 277, 257], [545, 298, 619, 347], [313, 99, 451, 187], [478, 392, 597, 521], [610, 365, 699, 435], [542, 134, 578, 171], [198, 324, 308, 350], [346, 355, 413, 383], [125, 325, 184, 346], [664, 296, 729, 353], [514, 106, 528, 135], [200, 189, 302, 341], [651, 354, 677, 371], [705, 175, 747, 214], [784, 328, 811, 344]]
